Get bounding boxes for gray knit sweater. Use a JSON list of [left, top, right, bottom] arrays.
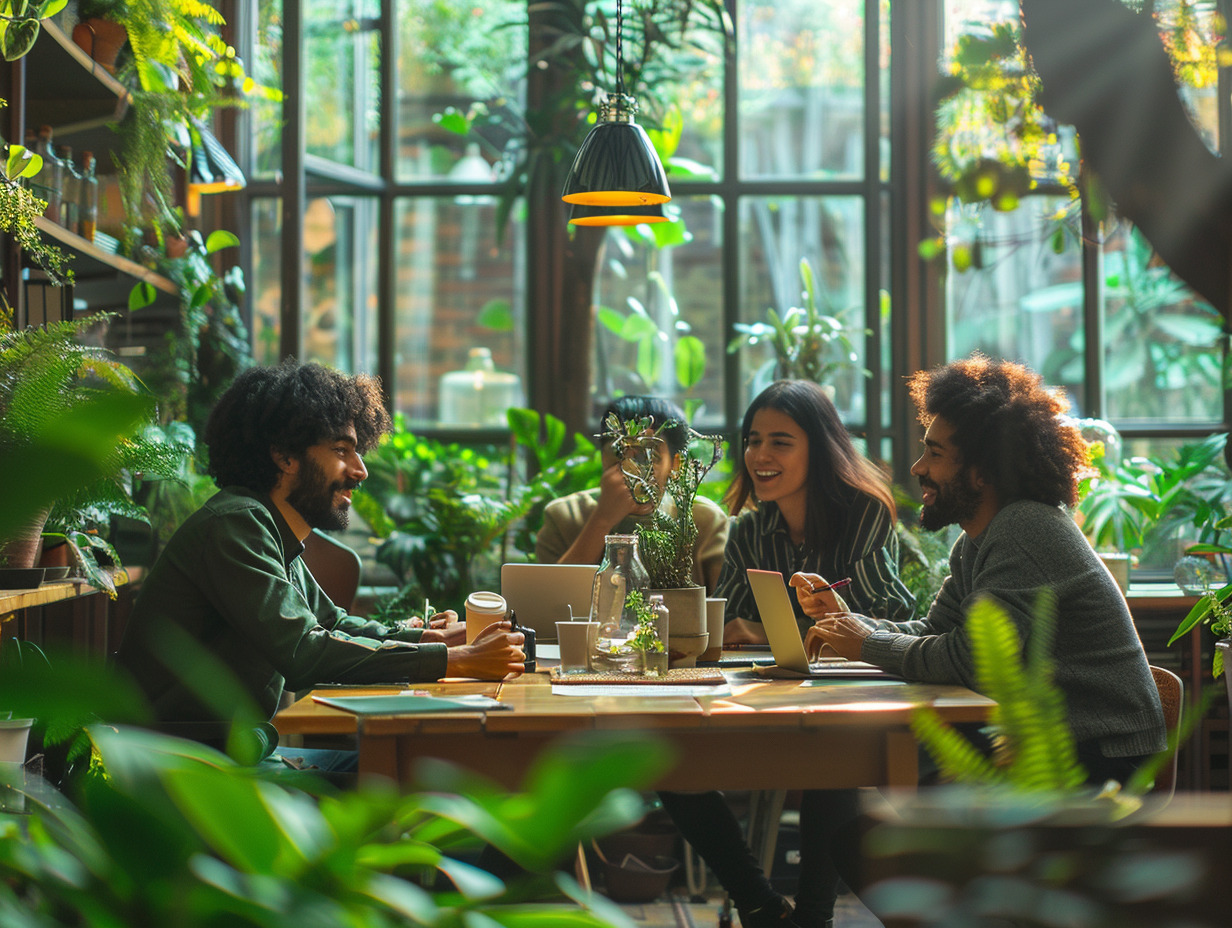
[[859, 500, 1166, 758]]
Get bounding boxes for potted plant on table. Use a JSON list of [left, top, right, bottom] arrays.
[[602, 411, 724, 667]]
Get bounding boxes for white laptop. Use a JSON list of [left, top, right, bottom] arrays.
[[745, 568, 889, 678], [500, 563, 598, 642]]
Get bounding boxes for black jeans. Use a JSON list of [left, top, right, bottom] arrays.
[[657, 789, 859, 928]]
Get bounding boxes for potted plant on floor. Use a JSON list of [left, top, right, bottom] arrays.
[[602, 411, 724, 667]]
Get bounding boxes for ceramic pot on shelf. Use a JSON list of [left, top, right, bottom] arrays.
[[72, 17, 128, 74]]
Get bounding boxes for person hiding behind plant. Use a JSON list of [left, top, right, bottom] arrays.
[[535, 395, 729, 592], [660, 380, 916, 928], [116, 361, 524, 773]]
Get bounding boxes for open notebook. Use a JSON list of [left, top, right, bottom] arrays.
[[745, 569, 891, 679]]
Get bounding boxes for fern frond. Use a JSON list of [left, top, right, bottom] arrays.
[[912, 705, 1003, 785]]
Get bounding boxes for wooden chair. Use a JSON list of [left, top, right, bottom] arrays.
[[1149, 664, 1183, 798], [301, 529, 363, 613]]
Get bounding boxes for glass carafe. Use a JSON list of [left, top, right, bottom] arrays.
[[589, 533, 650, 672]]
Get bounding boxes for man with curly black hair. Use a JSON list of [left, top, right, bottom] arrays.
[[806, 355, 1166, 784], [117, 361, 525, 767]]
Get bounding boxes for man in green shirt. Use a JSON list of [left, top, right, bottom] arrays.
[[116, 361, 525, 763]]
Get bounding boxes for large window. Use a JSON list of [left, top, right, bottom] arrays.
[[239, 0, 1227, 537]]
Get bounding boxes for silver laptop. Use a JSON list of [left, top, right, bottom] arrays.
[[745, 568, 888, 678], [500, 563, 598, 642]]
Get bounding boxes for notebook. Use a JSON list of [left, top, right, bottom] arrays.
[[500, 562, 598, 642], [745, 568, 890, 678]]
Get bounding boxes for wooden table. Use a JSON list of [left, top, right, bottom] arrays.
[[275, 672, 993, 791]]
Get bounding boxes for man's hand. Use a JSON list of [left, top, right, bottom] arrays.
[[445, 621, 525, 679], [420, 610, 465, 645], [723, 616, 769, 645], [804, 614, 871, 661], [592, 457, 657, 525], [788, 572, 847, 619]]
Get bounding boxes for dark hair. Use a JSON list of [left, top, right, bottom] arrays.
[[725, 380, 895, 553], [204, 360, 392, 491], [906, 354, 1089, 507], [599, 395, 689, 455]]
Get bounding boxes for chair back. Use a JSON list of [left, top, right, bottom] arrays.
[[301, 529, 363, 612], [1148, 664, 1183, 797]]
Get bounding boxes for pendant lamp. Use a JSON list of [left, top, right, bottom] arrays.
[[568, 201, 668, 227], [560, 0, 670, 211]]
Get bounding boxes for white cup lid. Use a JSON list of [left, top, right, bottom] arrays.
[[465, 591, 507, 614]]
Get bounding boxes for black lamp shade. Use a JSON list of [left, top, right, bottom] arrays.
[[568, 201, 668, 227], [562, 119, 671, 206]]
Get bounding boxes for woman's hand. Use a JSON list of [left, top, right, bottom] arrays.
[[805, 614, 871, 661], [788, 572, 847, 620]]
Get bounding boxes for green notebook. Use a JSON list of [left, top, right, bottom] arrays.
[[312, 694, 509, 715]]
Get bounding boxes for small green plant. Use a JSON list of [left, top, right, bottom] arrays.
[[624, 591, 664, 654], [1168, 512, 1232, 678]]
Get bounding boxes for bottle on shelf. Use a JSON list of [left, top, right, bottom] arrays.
[[56, 145, 79, 233], [437, 346, 525, 427], [31, 125, 62, 220], [78, 151, 99, 243]]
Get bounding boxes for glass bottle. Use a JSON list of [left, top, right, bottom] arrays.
[[56, 145, 79, 232], [589, 533, 650, 672], [31, 125, 61, 219], [437, 346, 525, 427], [78, 151, 98, 242]]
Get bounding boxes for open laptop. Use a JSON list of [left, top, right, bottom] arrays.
[[745, 568, 890, 678], [501, 563, 597, 642]]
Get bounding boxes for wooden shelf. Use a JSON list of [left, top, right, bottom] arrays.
[[0, 579, 89, 616], [35, 216, 176, 295], [39, 19, 130, 108]]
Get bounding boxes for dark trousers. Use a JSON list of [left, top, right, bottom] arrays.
[[657, 789, 858, 928]]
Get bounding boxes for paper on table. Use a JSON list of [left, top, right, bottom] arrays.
[[312, 693, 509, 715], [550, 684, 733, 697]]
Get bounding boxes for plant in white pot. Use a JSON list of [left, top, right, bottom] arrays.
[[602, 412, 724, 667]]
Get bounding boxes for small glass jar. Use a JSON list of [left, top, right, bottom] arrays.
[[589, 533, 650, 672]]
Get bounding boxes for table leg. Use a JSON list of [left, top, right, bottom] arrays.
[[885, 730, 919, 789]]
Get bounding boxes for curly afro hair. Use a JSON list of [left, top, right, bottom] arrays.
[[204, 360, 392, 492], [906, 354, 1090, 508]]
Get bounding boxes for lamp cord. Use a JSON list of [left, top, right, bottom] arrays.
[[614, 0, 624, 98]]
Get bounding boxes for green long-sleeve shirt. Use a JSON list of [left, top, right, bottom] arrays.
[[117, 487, 447, 727]]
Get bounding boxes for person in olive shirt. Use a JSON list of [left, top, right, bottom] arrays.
[[116, 361, 524, 764]]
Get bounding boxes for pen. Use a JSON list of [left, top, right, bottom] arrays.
[[808, 578, 853, 594]]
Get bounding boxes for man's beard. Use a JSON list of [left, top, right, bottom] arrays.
[[287, 455, 354, 531], [919, 468, 983, 532]]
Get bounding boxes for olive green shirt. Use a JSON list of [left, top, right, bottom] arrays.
[[117, 487, 447, 726]]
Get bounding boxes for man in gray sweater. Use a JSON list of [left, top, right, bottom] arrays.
[[806, 354, 1166, 782]]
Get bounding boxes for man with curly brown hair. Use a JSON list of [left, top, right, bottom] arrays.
[[806, 354, 1166, 784], [117, 361, 524, 766]]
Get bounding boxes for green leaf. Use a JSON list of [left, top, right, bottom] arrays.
[[674, 335, 706, 390], [477, 299, 514, 331], [42, 0, 70, 18], [5, 144, 38, 181], [506, 407, 541, 449], [205, 229, 241, 253], [596, 306, 625, 334], [433, 107, 471, 135], [620, 313, 660, 342], [0, 18, 40, 61], [128, 280, 157, 311]]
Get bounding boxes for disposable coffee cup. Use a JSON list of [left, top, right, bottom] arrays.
[[701, 597, 726, 662], [465, 591, 508, 643]]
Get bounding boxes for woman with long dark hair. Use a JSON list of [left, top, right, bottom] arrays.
[[660, 380, 914, 928], [719, 379, 915, 644]]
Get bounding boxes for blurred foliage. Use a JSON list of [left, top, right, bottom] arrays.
[[728, 257, 871, 400], [0, 645, 673, 926], [1076, 431, 1231, 558], [357, 410, 601, 620]]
